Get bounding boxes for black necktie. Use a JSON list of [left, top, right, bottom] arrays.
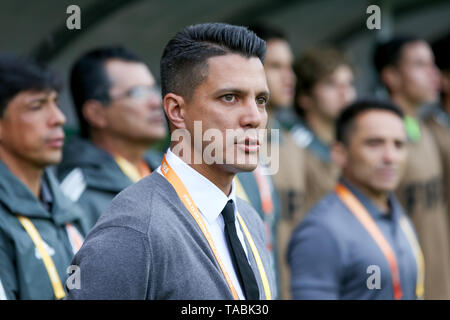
[[221, 200, 260, 300]]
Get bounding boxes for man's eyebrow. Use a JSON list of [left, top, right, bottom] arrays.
[[213, 87, 270, 97], [213, 87, 245, 96], [257, 90, 270, 98], [27, 92, 58, 104]]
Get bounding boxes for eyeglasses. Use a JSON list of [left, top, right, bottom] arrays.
[[112, 85, 161, 101]]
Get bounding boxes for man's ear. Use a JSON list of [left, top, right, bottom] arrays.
[[441, 72, 450, 95], [164, 93, 186, 131], [380, 66, 401, 93], [297, 94, 313, 113], [331, 142, 348, 168], [82, 100, 108, 129]]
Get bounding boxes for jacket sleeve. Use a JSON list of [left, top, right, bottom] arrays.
[[66, 225, 151, 300], [0, 228, 18, 300], [287, 218, 343, 299]]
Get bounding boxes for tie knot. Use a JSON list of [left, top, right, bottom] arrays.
[[221, 200, 235, 224]]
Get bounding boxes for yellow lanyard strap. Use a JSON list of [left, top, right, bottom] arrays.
[[236, 213, 272, 300], [17, 216, 66, 300], [398, 216, 425, 299], [115, 156, 151, 183], [161, 155, 272, 300]]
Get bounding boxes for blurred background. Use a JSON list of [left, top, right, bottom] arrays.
[[1, 0, 449, 132]]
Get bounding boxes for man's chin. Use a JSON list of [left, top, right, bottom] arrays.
[[233, 162, 258, 172], [40, 152, 63, 167]]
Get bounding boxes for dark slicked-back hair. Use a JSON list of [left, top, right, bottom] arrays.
[[0, 54, 62, 117], [160, 23, 266, 100], [373, 35, 422, 74], [336, 99, 404, 145], [70, 46, 143, 138]]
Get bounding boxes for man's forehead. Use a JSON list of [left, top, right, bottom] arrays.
[[106, 59, 154, 85], [265, 39, 293, 60], [204, 54, 267, 87], [18, 89, 57, 102], [401, 41, 433, 62], [355, 110, 406, 137]]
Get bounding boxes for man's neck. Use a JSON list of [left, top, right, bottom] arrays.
[[343, 174, 390, 213], [391, 93, 420, 118], [92, 132, 150, 169], [0, 149, 43, 198], [306, 112, 334, 144], [170, 143, 234, 196]]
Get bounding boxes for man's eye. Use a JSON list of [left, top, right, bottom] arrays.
[[29, 104, 43, 111], [222, 94, 236, 103], [256, 96, 268, 106]]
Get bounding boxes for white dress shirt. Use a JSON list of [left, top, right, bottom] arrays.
[[157, 148, 250, 300]]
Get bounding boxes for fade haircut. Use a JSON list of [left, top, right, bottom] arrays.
[[0, 54, 62, 117], [70, 46, 143, 138], [160, 23, 266, 100], [336, 99, 404, 145]]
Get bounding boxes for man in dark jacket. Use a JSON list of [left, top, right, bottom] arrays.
[[57, 46, 166, 230], [0, 54, 87, 300]]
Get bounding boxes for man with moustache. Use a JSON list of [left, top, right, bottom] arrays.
[[57, 46, 167, 230], [0, 54, 87, 300], [68, 23, 276, 300], [288, 100, 423, 300]]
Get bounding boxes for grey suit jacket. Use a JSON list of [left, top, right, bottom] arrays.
[[67, 171, 276, 300]]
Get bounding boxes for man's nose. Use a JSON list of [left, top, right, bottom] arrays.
[[241, 99, 263, 129], [147, 90, 163, 110], [382, 143, 398, 164], [49, 103, 66, 126]]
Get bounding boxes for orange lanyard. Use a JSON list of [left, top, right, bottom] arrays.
[[335, 183, 403, 300], [252, 165, 274, 216], [160, 155, 272, 300], [160, 155, 239, 300], [65, 223, 84, 255], [252, 165, 274, 252]]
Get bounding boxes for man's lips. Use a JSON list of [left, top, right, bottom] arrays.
[[235, 137, 260, 152], [46, 136, 64, 148], [377, 168, 398, 179]]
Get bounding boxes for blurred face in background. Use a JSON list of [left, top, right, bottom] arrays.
[[101, 59, 167, 144], [338, 110, 408, 195], [264, 39, 296, 109], [0, 90, 66, 168], [386, 41, 440, 107], [300, 64, 356, 122]]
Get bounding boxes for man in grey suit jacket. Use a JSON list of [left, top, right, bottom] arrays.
[[67, 22, 276, 300]]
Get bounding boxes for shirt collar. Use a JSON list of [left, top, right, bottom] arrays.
[[39, 177, 53, 212], [339, 177, 398, 221], [163, 148, 237, 223]]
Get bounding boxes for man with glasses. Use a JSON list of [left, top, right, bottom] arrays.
[[57, 46, 167, 230]]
